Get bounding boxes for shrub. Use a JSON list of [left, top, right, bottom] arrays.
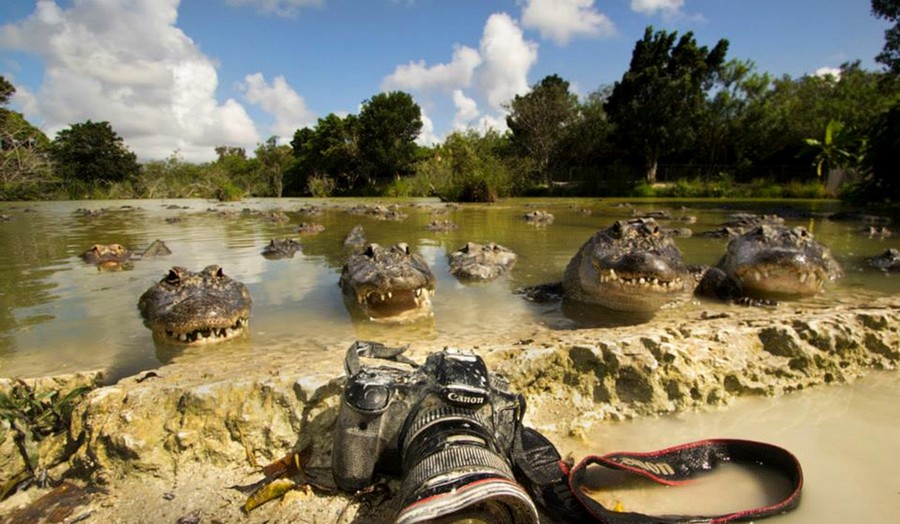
[[306, 173, 336, 197]]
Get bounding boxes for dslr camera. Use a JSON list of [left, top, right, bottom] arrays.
[[332, 342, 540, 524]]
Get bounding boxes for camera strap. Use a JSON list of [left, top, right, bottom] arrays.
[[515, 428, 803, 523], [344, 340, 418, 375]]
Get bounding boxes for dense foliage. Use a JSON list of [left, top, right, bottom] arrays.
[[873, 0, 900, 74], [1, 18, 898, 205], [49, 120, 141, 196]]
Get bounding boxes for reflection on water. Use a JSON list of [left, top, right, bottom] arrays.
[[0, 198, 897, 381], [560, 371, 900, 523]]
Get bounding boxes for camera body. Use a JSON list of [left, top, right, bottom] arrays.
[[332, 348, 523, 493]]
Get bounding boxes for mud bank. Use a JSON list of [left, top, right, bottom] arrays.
[[1, 297, 897, 523]]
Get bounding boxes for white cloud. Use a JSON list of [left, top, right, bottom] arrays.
[[451, 89, 479, 131], [0, 0, 260, 161], [241, 73, 316, 138], [382, 45, 482, 92], [474, 113, 509, 134], [477, 13, 538, 111], [520, 0, 616, 45], [630, 0, 684, 16], [380, 13, 536, 141], [225, 0, 323, 18], [814, 67, 842, 80], [416, 111, 440, 146]]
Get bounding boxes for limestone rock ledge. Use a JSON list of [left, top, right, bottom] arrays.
[[0, 297, 897, 522]]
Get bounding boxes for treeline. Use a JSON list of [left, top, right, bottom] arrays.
[[1, 22, 899, 204]]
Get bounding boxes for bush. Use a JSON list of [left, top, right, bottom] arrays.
[[306, 173, 336, 197]]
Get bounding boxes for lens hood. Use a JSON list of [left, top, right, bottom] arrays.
[[396, 476, 539, 524]]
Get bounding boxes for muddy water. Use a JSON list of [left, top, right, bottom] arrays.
[[1, 197, 896, 380], [562, 371, 900, 523]]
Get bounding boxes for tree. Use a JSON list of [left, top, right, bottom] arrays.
[[873, 0, 900, 75], [605, 26, 728, 182], [358, 91, 422, 182], [852, 101, 900, 203], [254, 136, 294, 197], [506, 74, 579, 186], [288, 113, 362, 194], [50, 120, 139, 186], [0, 76, 15, 106]]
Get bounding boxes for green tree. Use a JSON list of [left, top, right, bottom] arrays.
[[50, 120, 139, 186], [506, 74, 579, 187], [358, 91, 422, 183], [288, 113, 362, 195], [0, 76, 14, 106], [605, 26, 728, 182], [733, 62, 894, 174], [416, 129, 519, 202], [1, 109, 55, 199], [873, 0, 900, 75], [863, 102, 900, 201], [254, 136, 294, 197], [546, 86, 621, 193]]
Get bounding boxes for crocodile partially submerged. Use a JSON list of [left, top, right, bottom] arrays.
[[696, 224, 843, 301], [448, 242, 517, 281], [80, 243, 133, 271], [697, 213, 785, 239], [262, 238, 301, 259], [867, 248, 900, 272], [561, 218, 692, 312], [339, 243, 436, 322], [138, 265, 252, 344]]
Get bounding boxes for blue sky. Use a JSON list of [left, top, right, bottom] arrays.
[[0, 0, 891, 162]]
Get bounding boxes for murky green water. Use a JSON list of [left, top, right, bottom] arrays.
[[0, 197, 896, 380]]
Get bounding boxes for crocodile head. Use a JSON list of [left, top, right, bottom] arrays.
[[138, 265, 251, 344], [339, 243, 436, 323]]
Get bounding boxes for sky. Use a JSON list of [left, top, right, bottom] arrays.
[[0, 0, 892, 162]]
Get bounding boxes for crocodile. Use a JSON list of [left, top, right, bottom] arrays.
[[696, 224, 843, 301], [138, 265, 252, 344], [262, 238, 302, 259], [339, 243, 436, 322], [80, 243, 133, 271], [523, 210, 554, 225], [867, 248, 900, 272], [296, 222, 325, 234], [697, 213, 785, 239], [448, 242, 517, 281], [561, 218, 692, 312]]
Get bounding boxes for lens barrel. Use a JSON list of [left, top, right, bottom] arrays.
[[396, 406, 538, 524]]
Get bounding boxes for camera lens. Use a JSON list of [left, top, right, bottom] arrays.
[[395, 406, 538, 524]]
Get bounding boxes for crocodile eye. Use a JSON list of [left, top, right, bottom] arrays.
[[397, 243, 410, 255], [165, 269, 181, 285], [215, 266, 224, 278], [365, 244, 377, 257]]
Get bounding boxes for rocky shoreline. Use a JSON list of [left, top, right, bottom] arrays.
[[1, 295, 898, 523]]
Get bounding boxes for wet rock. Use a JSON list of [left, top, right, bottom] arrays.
[[2, 298, 898, 522]]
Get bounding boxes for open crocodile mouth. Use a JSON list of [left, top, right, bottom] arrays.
[[355, 287, 433, 320], [155, 317, 249, 344], [597, 268, 686, 293], [734, 264, 828, 296]]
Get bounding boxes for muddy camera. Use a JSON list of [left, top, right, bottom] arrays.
[[332, 342, 539, 524]]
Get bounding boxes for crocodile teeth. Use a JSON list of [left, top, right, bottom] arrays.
[[799, 272, 808, 284], [753, 271, 762, 282]]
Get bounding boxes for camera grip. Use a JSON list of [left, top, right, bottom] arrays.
[[332, 404, 384, 491]]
